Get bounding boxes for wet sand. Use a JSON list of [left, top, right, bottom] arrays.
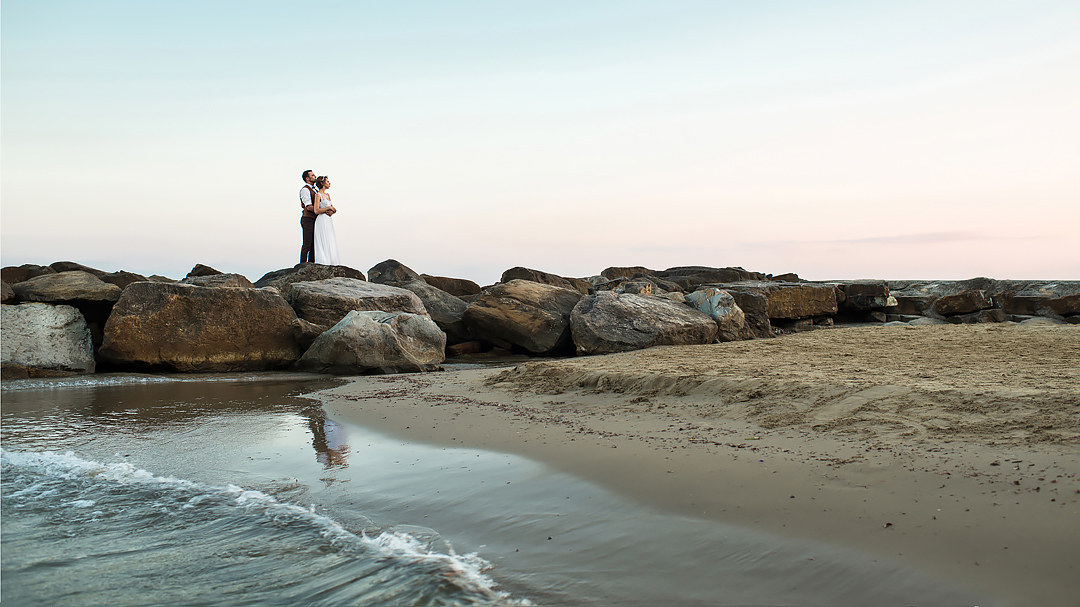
[[320, 323, 1080, 607]]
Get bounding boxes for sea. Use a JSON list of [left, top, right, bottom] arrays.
[[1, 370, 988, 606]]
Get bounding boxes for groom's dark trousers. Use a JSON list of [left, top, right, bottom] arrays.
[[300, 215, 316, 263]]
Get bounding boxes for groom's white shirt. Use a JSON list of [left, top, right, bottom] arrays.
[[299, 183, 315, 209]]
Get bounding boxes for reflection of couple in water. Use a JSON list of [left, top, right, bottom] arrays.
[[298, 169, 341, 265], [304, 407, 350, 468]]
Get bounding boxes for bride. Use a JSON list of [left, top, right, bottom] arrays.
[[313, 175, 340, 265]]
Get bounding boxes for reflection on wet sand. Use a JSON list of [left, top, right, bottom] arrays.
[[304, 407, 350, 468]]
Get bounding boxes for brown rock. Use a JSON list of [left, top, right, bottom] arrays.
[[2, 264, 56, 284], [49, 261, 107, 277], [765, 284, 838, 319], [463, 279, 583, 354], [500, 267, 592, 294], [421, 274, 482, 297], [12, 271, 122, 304], [186, 264, 222, 278], [1043, 293, 1080, 316], [933, 290, 993, 316], [99, 283, 302, 371], [601, 266, 656, 280], [1, 281, 14, 304], [181, 273, 255, 288], [100, 271, 149, 290], [254, 263, 366, 292], [368, 259, 423, 285], [947, 308, 1006, 324], [656, 266, 766, 291], [570, 292, 718, 355]]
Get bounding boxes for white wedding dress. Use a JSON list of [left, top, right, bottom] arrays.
[[313, 194, 340, 265]]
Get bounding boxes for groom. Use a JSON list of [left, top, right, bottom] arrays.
[[299, 169, 318, 263]]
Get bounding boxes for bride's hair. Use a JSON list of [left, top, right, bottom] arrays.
[[315, 176, 330, 189]]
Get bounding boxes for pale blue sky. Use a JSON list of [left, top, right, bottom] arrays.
[[3, 1, 1078, 284]]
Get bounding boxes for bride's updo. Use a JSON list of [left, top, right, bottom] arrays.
[[315, 176, 330, 189]]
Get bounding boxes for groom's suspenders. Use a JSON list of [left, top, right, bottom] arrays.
[[301, 185, 317, 219]]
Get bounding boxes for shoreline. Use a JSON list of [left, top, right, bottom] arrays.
[[319, 323, 1080, 607]]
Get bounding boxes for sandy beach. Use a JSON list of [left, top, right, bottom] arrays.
[[320, 323, 1080, 606]]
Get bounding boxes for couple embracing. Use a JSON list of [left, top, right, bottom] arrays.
[[299, 169, 340, 265]]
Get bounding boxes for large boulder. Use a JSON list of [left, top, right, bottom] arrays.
[[463, 279, 583, 354], [297, 311, 445, 374], [254, 263, 366, 292], [655, 266, 765, 291], [570, 291, 718, 355], [99, 283, 302, 372], [12, 271, 122, 304], [685, 288, 746, 342], [395, 279, 469, 344], [764, 283, 838, 319], [500, 267, 592, 294], [1042, 293, 1080, 316], [367, 259, 423, 285], [2, 303, 95, 379], [834, 281, 893, 311], [421, 274, 481, 297], [1, 264, 56, 284], [1, 281, 14, 304], [933, 290, 993, 316], [286, 278, 427, 327], [181, 273, 255, 288], [686, 284, 773, 338]]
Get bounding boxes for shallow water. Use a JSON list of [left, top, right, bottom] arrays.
[[1, 372, 988, 606]]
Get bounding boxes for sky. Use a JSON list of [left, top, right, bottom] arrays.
[[2, 0, 1078, 285]]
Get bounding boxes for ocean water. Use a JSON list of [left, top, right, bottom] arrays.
[[1, 372, 987, 606]]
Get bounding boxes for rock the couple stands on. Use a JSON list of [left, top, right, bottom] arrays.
[[299, 170, 340, 265]]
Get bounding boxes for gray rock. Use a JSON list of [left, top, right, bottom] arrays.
[[286, 278, 428, 327], [181, 273, 255, 288], [12, 271, 122, 304], [2, 303, 95, 378], [1019, 316, 1066, 326], [254, 263, 366, 292], [907, 316, 948, 326], [655, 266, 765, 291], [1, 281, 14, 304], [395, 279, 469, 344], [685, 288, 745, 342], [463, 279, 583, 354], [99, 283, 301, 372], [571, 291, 718, 355], [297, 310, 445, 374], [947, 308, 1006, 324]]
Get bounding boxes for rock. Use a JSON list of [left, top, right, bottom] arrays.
[[447, 340, 486, 356], [570, 291, 718, 355], [181, 273, 255, 288], [947, 308, 1006, 324], [684, 288, 745, 342], [395, 279, 469, 343], [49, 261, 107, 277], [367, 259, 423, 285], [147, 275, 177, 283], [291, 318, 329, 351], [933, 290, 993, 316], [835, 281, 892, 310], [615, 280, 655, 296], [887, 294, 938, 315], [722, 288, 773, 339], [500, 267, 592, 294], [286, 278, 428, 327], [1042, 294, 1080, 316], [601, 266, 656, 280], [1019, 316, 1066, 326], [908, 316, 948, 326], [99, 283, 301, 372], [764, 284, 838, 319], [186, 264, 222, 277], [12, 271, 122, 304], [2, 264, 56, 284], [463, 279, 583, 354], [866, 311, 888, 323], [770, 273, 801, 282], [297, 311, 445, 374], [100, 271, 148, 290], [655, 266, 765, 291], [254, 263, 366, 292], [2, 303, 96, 379], [1066, 316, 1080, 325], [421, 274, 481, 297], [1, 281, 14, 304]]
